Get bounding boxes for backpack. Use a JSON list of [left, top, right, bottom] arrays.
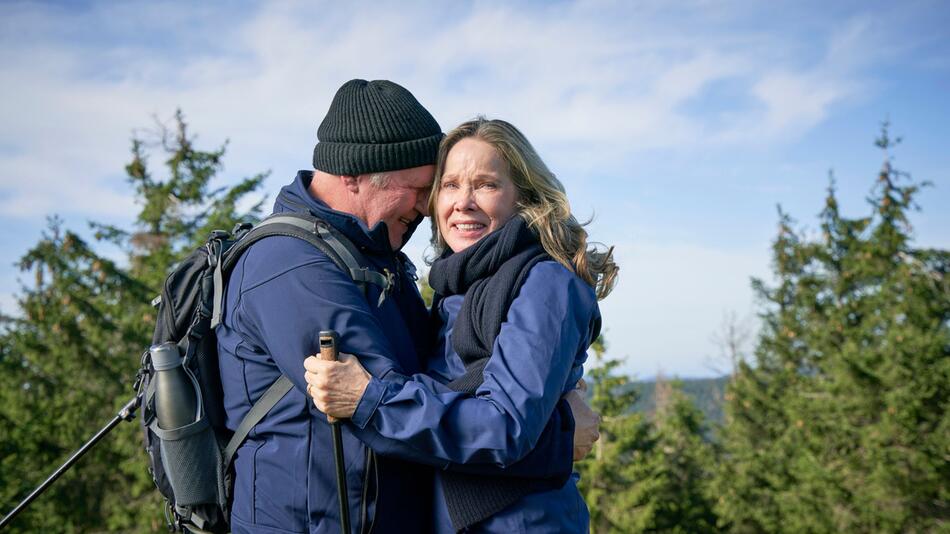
[[136, 212, 392, 533]]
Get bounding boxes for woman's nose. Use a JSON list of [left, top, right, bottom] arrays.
[[454, 187, 477, 211]]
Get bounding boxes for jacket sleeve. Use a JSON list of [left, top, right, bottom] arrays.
[[440, 397, 576, 478], [348, 262, 599, 471]]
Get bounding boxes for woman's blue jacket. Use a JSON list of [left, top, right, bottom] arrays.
[[350, 260, 600, 533]]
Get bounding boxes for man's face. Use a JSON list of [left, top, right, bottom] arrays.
[[359, 165, 435, 250]]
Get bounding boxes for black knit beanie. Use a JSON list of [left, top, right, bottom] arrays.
[[313, 79, 443, 176]]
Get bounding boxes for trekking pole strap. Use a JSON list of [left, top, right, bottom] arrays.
[[223, 375, 294, 468]]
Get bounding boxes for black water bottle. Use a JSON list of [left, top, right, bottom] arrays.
[[150, 342, 198, 429]]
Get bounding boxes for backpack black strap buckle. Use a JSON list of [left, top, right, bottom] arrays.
[[208, 230, 230, 242], [231, 221, 253, 236]]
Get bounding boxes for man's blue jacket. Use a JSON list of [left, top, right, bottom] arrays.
[[217, 172, 573, 534]]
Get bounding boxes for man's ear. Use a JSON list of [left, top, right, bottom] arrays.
[[340, 174, 360, 193]]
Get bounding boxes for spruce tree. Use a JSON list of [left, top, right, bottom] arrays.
[[0, 111, 266, 532], [578, 338, 720, 533], [639, 378, 719, 533], [714, 124, 949, 532], [576, 335, 653, 533], [0, 218, 160, 532]]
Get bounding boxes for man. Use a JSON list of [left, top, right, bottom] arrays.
[[216, 79, 594, 533]]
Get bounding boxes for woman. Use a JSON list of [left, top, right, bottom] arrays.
[[305, 118, 618, 532]]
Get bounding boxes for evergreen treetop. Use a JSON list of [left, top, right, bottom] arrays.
[[0, 111, 267, 532], [714, 123, 949, 533]]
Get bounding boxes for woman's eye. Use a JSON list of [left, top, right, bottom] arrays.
[[479, 182, 497, 190], [441, 182, 458, 190]]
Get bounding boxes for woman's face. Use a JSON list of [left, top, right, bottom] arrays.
[[437, 137, 519, 253]]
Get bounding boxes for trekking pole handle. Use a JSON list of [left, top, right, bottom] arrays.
[[318, 330, 341, 423]]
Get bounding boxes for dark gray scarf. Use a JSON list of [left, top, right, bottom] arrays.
[[429, 216, 550, 391], [428, 216, 567, 531]]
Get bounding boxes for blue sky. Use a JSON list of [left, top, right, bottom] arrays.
[[1, 0, 948, 378]]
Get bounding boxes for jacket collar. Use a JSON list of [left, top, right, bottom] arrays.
[[274, 170, 420, 254]]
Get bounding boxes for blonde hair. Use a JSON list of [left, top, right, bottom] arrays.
[[429, 117, 618, 300]]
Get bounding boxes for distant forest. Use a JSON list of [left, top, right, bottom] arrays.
[[627, 376, 728, 426]]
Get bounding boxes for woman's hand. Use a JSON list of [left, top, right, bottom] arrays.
[[303, 352, 371, 419], [564, 379, 600, 461]]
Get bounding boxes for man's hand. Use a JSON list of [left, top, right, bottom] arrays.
[[565, 379, 600, 461], [303, 352, 371, 419]]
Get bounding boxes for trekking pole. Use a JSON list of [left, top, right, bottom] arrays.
[[0, 395, 140, 530], [319, 330, 351, 534]]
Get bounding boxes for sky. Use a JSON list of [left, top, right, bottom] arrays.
[[1, 0, 948, 379]]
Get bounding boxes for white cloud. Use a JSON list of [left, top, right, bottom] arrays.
[[752, 72, 847, 133], [0, 152, 137, 218], [0, 1, 886, 220], [0, 0, 929, 378]]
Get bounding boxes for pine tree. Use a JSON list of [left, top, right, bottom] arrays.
[[576, 335, 653, 533], [0, 111, 266, 532], [714, 123, 949, 532], [578, 336, 720, 533], [640, 379, 719, 533], [0, 218, 160, 532]]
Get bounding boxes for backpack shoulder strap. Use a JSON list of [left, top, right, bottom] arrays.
[[209, 212, 391, 329], [251, 213, 394, 304], [223, 374, 293, 468], [314, 221, 394, 303]]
